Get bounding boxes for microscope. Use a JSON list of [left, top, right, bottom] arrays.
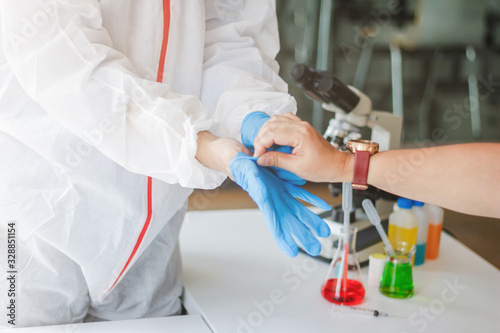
[[291, 64, 403, 265]]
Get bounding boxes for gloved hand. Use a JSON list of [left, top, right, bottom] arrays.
[[241, 112, 306, 185], [230, 152, 331, 257]]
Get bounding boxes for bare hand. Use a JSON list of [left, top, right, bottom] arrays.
[[196, 131, 251, 180], [253, 113, 352, 183]]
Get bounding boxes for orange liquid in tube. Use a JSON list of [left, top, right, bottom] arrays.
[[423, 204, 444, 260], [425, 223, 442, 259]]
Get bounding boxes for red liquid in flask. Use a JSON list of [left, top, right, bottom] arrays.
[[321, 278, 365, 305]]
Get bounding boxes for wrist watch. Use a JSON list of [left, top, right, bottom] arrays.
[[346, 140, 379, 190]]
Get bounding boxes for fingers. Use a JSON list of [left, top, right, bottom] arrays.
[[253, 116, 303, 158], [253, 125, 299, 157], [281, 112, 301, 121], [286, 197, 331, 238], [274, 222, 300, 257], [283, 197, 323, 256], [286, 184, 332, 211], [285, 222, 321, 257], [261, 200, 299, 257], [272, 168, 306, 186], [256, 151, 296, 173], [270, 144, 305, 185]]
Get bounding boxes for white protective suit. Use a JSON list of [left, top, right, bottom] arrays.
[[0, 0, 296, 327]]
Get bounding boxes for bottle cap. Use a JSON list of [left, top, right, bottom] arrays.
[[397, 197, 413, 209], [413, 201, 424, 207], [367, 253, 387, 287]]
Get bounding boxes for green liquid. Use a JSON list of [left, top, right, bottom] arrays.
[[379, 261, 414, 298]]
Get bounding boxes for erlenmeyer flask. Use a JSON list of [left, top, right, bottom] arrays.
[[321, 226, 365, 305]]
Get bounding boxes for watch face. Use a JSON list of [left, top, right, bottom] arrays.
[[346, 140, 379, 154]]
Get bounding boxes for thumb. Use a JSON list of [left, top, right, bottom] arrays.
[[257, 151, 295, 171]]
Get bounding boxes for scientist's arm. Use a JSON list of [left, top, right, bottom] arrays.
[[195, 131, 251, 180], [199, 2, 331, 257], [0, 0, 234, 189], [254, 114, 500, 219]]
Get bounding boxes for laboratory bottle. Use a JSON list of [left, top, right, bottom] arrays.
[[388, 198, 418, 253], [412, 201, 429, 266], [423, 204, 444, 259], [321, 227, 365, 306]]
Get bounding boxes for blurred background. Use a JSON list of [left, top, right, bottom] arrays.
[[189, 0, 500, 269], [276, 0, 500, 142]]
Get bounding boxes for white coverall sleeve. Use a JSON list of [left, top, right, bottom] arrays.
[[201, 0, 297, 140], [0, 1, 225, 189]]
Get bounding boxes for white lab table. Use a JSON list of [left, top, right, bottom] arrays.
[[2, 315, 212, 332], [180, 209, 500, 333]]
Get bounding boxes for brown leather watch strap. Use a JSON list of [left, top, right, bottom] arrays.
[[352, 150, 370, 190]]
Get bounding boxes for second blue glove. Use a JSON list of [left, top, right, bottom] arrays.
[[230, 152, 331, 257]]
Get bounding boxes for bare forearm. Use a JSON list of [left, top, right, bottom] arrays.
[[365, 143, 500, 218], [253, 114, 500, 218]]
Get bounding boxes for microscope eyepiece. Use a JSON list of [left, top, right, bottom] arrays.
[[291, 64, 360, 113], [291, 64, 308, 82]]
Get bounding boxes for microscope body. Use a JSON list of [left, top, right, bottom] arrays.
[[292, 64, 403, 264]]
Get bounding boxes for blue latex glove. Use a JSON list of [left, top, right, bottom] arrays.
[[241, 112, 306, 186], [230, 152, 331, 257]]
